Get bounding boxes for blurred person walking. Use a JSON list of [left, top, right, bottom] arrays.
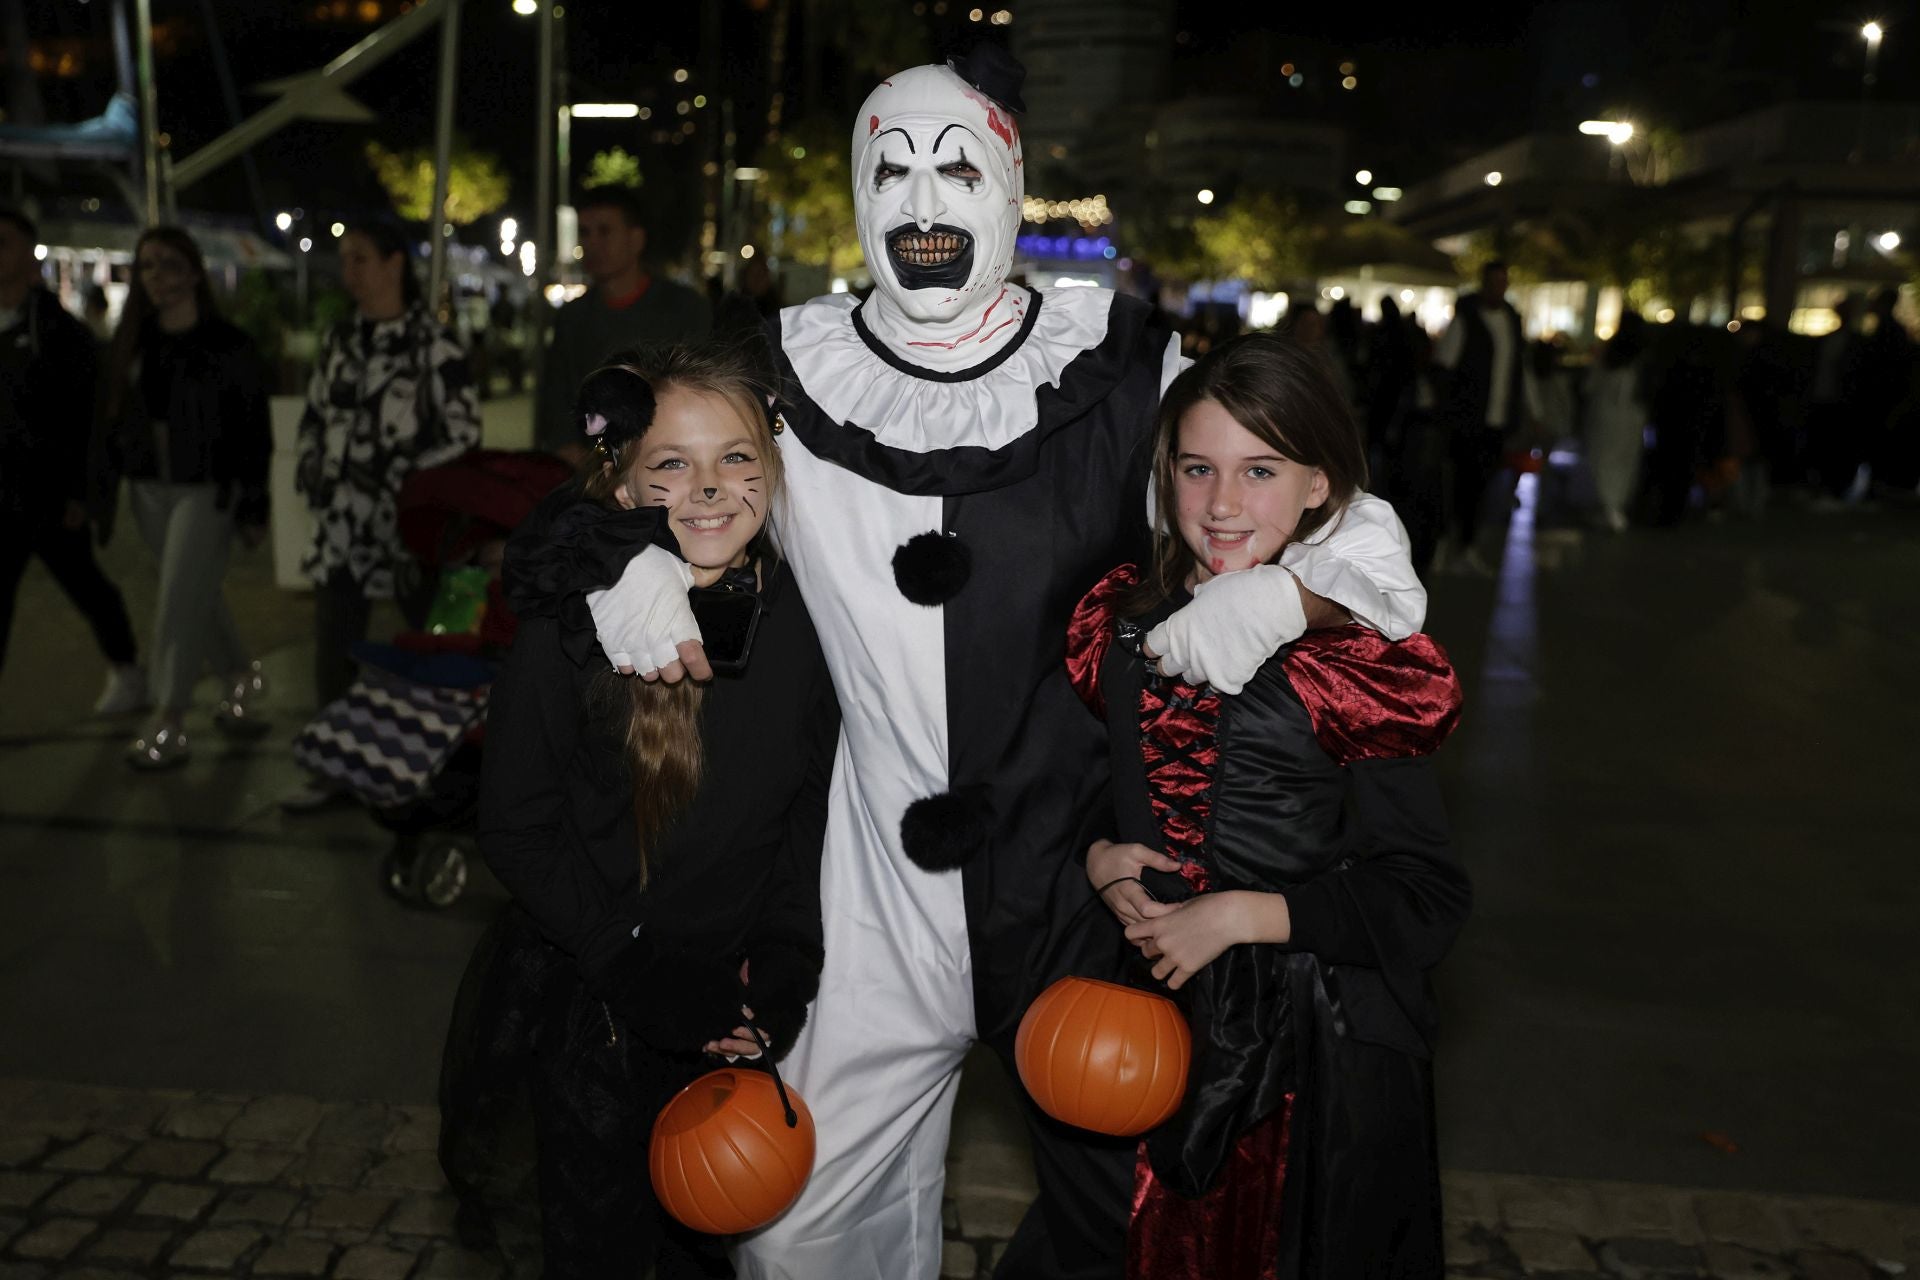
[[534, 188, 710, 462], [1585, 314, 1650, 531], [1433, 260, 1528, 575], [284, 221, 481, 811], [0, 207, 141, 709], [101, 226, 271, 769], [1805, 298, 1860, 504], [1856, 288, 1915, 499]]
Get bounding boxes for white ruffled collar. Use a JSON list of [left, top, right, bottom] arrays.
[[778, 286, 1116, 455]]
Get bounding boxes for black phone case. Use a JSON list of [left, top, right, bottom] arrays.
[[689, 588, 762, 674]]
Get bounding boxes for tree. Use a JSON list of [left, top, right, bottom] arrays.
[[754, 117, 864, 274], [365, 140, 511, 226], [583, 147, 643, 190], [1189, 192, 1330, 289]]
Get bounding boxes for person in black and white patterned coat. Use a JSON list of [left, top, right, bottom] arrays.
[[286, 221, 480, 810]]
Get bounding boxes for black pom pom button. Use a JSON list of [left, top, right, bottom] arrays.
[[892, 530, 972, 606]]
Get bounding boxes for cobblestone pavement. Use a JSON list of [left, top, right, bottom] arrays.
[[3, 1078, 1915, 1280]]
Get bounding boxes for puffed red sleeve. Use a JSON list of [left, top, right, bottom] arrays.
[[1065, 563, 1142, 719], [1280, 628, 1463, 763]]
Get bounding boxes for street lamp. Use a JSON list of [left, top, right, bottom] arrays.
[[571, 103, 638, 118], [1855, 20, 1885, 162], [1196, 188, 1215, 205], [1877, 230, 1902, 252], [512, 0, 537, 14], [1484, 171, 1503, 187], [1579, 119, 1634, 145], [275, 210, 293, 232], [1354, 168, 1372, 185]]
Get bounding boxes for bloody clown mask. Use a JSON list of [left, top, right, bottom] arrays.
[[851, 62, 1025, 327]]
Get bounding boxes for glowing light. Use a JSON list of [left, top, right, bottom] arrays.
[[740, 245, 755, 259], [790, 146, 807, 159], [512, 0, 536, 14], [1877, 230, 1902, 252], [990, 8, 1012, 23], [1280, 63, 1295, 76], [275, 211, 293, 231], [1862, 21, 1883, 43], [1338, 61, 1355, 75], [1021, 193, 1115, 227], [676, 101, 690, 115], [499, 217, 518, 241], [1341, 76, 1357, 90], [572, 245, 583, 259], [1344, 200, 1372, 215], [1400, 289, 1415, 302], [968, 6, 983, 18], [298, 237, 313, 252], [734, 167, 765, 181], [1354, 169, 1372, 185], [830, 278, 849, 294], [33, 244, 46, 261], [330, 221, 346, 237], [1327, 285, 1345, 300], [1484, 171, 1503, 186], [1196, 188, 1215, 205], [1372, 186, 1402, 201], [571, 103, 639, 118], [520, 241, 536, 277], [1287, 73, 1303, 87], [1656, 308, 1676, 323], [673, 68, 688, 83]]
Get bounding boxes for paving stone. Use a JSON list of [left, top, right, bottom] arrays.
[[1506, 1227, 1596, 1274], [250, 1237, 336, 1276], [1596, 1236, 1705, 1277], [1700, 1242, 1792, 1278], [157, 1098, 246, 1141], [209, 1187, 300, 1226], [312, 1104, 395, 1150], [1502, 1182, 1604, 1236], [206, 1147, 298, 1185], [282, 1145, 375, 1190], [1443, 1171, 1498, 1226], [365, 1152, 446, 1194], [0, 1172, 60, 1210], [990, 1240, 1009, 1270], [12, 1086, 116, 1140], [1445, 1222, 1490, 1268], [82, 1226, 173, 1266], [954, 1189, 1030, 1241], [1799, 1252, 1874, 1280], [49, 1269, 144, 1280], [1790, 1202, 1912, 1260], [1696, 1193, 1793, 1250], [420, 1244, 502, 1278], [1595, 1184, 1698, 1241], [227, 1096, 324, 1147], [91, 1093, 174, 1140], [166, 1226, 263, 1270], [333, 1243, 418, 1280], [118, 1138, 219, 1179], [41, 1137, 128, 1175], [9, 1218, 96, 1261], [940, 1239, 978, 1280], [303, 1192, 396, 1233], [44, 1176, 138, 1217], [130, 1181, 217, 1222], [386, 1108, 440, 1156], [945, 1140, 1038, 1200], [387, 1194, 460, 1238], [0, 1137, 49, 1168]]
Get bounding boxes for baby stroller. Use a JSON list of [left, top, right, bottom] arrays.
[[291, 449, 572, 909]]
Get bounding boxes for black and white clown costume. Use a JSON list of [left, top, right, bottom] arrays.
[[583, 55, 1427, 1280]]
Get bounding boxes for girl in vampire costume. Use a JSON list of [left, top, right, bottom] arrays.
[[1069, 334, 1470, 1278], [509, 49, 1429, 1279]]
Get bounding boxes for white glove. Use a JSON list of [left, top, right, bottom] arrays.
[[1144, 564, 1307, 696], [584, 544, 700, 675]]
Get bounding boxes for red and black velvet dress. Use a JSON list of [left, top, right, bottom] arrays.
[[1065, 564, 1471, 1280]]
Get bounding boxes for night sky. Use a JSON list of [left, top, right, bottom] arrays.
[[9, 0, 1914, 243]]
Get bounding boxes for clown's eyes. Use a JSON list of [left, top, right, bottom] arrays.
[[939, 161, 982, 186], [874, 161, 907, 186]]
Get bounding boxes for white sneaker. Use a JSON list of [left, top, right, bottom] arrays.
[[94, 665, 150, 716]]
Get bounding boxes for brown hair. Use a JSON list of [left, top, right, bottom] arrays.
[[579, 342, 782, 884], [1125, 331, 1368, 617], [106, 226, 221, 422]]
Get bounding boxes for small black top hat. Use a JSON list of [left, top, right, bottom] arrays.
[[948, 44, 1027, 115]]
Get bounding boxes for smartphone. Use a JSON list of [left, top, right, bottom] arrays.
[[688, 587, 762, 675]]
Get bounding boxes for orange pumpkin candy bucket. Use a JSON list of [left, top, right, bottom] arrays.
[[1015, 974, 1192, 1136], [650, 1062, 816, 1235]]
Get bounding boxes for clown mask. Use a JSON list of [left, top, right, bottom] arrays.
[[851, 63, 1024, 330]]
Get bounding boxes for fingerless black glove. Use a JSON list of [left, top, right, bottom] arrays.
[[743, 937, 823, 1064], [589, 936, 747, 1055]]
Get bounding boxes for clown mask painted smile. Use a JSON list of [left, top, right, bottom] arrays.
[[1174, 399, 1331, 585], [614, 386, 770, 587]]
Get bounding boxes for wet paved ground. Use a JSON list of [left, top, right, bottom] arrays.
[[1, 452, 1915, 1276]]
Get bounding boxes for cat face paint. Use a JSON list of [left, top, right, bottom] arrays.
[[852, 64, 1023, 328], [614, 386, 769, 587]]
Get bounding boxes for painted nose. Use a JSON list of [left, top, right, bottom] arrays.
[[703, 487, 718, 500], [905, 169, 943, 231]]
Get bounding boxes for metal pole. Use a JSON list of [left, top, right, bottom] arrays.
[[556, 11, 570, 278], [133, 0, 159, 224], [532, 0, 554, 342], [426, 0, 461, 314]]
